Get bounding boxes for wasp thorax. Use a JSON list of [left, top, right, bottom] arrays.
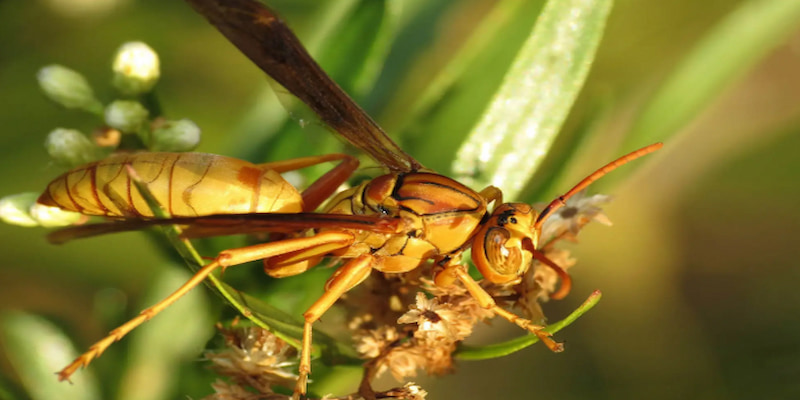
[[363, 174, 398, 214]]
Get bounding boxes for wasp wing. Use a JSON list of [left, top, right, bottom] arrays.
[[184, 0, 422, 173], [47, 212, 400, 244]]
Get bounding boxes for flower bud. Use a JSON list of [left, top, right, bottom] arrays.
[[105, 100, 149, 133], [0, 193, 40, 227], [0, 192, 82, 227], [45, 128, 102, 167], [112, 41, 160, 95], [29, 202, 84, 227], [37, 65, 103, 114], [150, 118, 201, 152]]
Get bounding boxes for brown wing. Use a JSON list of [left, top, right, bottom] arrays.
[[184, 0, 422, 173], [47, 213, 400, 244]]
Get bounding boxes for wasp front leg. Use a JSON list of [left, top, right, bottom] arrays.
[[432, 257, 565, 353]]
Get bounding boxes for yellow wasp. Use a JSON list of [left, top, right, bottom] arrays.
[[39, 0, 661, 397]]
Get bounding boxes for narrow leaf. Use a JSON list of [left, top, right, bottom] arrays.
[[0, 311, 101, 400], [456, 290, 602, 360], [391, 0, 534, 135], [453, 0, 613, 199], [625, 0, 800, 147]]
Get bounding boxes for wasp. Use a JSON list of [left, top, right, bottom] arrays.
[[40, 0, 662, 397]]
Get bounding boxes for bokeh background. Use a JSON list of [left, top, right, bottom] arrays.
[[1, 0, 799, 399]]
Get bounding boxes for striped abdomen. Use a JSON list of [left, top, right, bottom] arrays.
[[37, 152, 303, 217]]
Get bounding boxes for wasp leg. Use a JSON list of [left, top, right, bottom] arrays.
[[57, 231, 355, 382], [263, 231, 359, 278], [256, 153, 359, 211], [292, 254, 374, 399], [443, 263, 565, 353], [530, 250, 572, 300], [478, 185, 503, 205]]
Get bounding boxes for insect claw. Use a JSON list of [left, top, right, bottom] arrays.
[[56, 370, 73, 383], [292, 374, 308, 400], [57, 358, 84, 382], [534, 329, 565, 353]]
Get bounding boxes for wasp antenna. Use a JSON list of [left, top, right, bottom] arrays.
[[534, 142, 662, 231]]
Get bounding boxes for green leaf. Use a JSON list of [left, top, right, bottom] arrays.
[[0, 374, 27, 400], [389, 0, 548, 172], [455, 290, 602, 360], [452, 0, 613, 200], [316, 0, 391, 96], [0, 311, 101, 400], [389, 0, 539, 136], [625, 0, 800, 148], [518, 97, 614, 201]]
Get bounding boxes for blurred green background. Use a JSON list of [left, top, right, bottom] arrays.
[[1, 0, 799, 399]]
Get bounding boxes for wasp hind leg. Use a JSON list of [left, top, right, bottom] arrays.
[[257, 153, 359, 212], [57, 232, 355, 382], [292, 254, 375, 399]]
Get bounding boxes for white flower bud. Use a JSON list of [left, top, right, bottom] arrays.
[[1, 192, 82, 227], [105, 100, 149, 133], [150, 119, 201, 152], [0, 193, 40, 227], [29, 202, 84, 227], [45, 128, 102, 167], [112, 41, 160, 95], [37, 65, 103, 114]]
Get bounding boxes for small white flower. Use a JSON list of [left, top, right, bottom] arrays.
[[0, 193, 40, 227], [0, 193, 82, 227], [401, 382, 428, 399], [398, 292, 459, 341], [355, 325, 399, 359], [29, 202, 84, 227], [112, 41, 160, 95]]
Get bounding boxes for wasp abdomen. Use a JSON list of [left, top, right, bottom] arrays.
[[37, 152, 303, 217]]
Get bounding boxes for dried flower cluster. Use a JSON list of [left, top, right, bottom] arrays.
[[204, 324, 428, 400], [350, 282, 492, 382], [204, 324, 298, 399], [203, 192, 610, 398]]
